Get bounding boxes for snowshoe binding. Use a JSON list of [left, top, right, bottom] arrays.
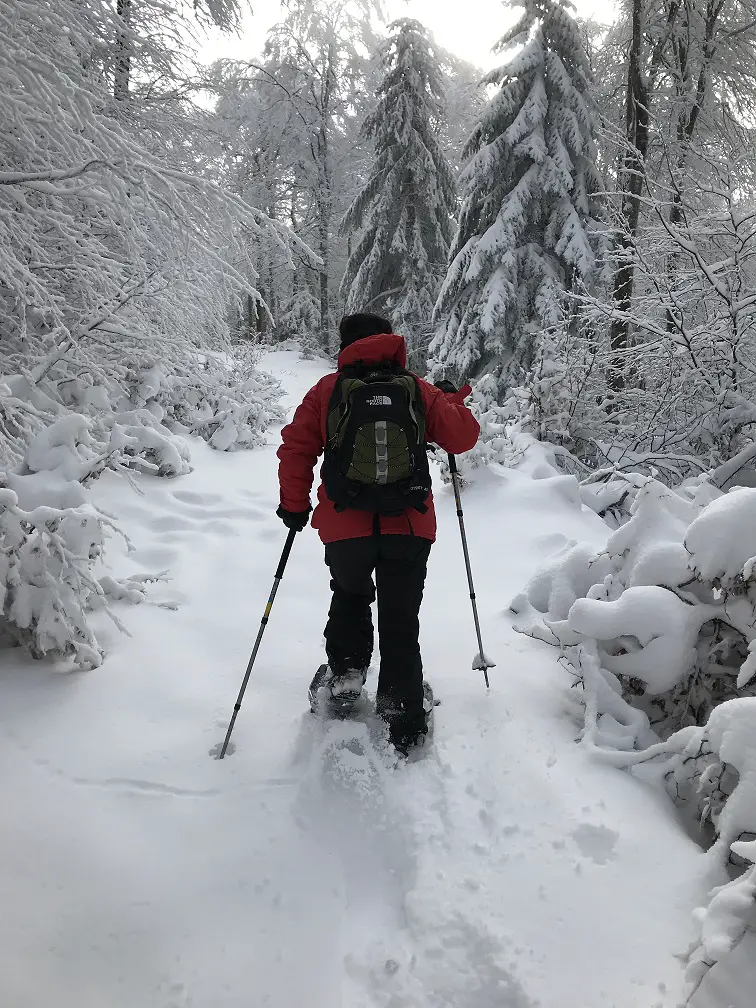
[[308, 664, 367, 717]]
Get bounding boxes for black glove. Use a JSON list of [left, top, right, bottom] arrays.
[[434, 379, 458, 394], [276, 505, 310, 532]]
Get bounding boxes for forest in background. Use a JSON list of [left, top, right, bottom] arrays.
[[6, 0, 756, 481]]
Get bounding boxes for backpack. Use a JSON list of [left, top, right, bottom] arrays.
[[321, 361, 432, 516]]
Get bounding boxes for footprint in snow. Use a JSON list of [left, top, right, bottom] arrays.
[[130, 546, 176, 568], [172, 490, 223, 506], [571, 823, 618, 864], [533, 532, 569, 553], [149, 514, 195, 532]]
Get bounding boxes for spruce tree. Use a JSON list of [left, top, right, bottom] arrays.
[[340, 19, 456, 367], [431, 0, 602, 389]]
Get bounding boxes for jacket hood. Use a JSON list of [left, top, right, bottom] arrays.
[[337, 333, 407, 370]]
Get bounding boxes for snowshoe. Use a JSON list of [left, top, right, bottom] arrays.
[[377, 680, 437, 759], [308, 664, 367, 717]]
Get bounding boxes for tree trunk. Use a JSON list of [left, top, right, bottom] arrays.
[[609, 0, 649, 380], [267, 259, 276, 340], [246, 294, 255, 341], [666, 0, 720, 331], [318, 203, 330, 351], [317, 41, 336, 354], [317, 125, 332, 352], [114, 0, 132, 101], [609, 0, 686, 385]]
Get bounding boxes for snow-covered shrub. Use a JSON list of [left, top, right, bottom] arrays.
[[443, 372, 582, 488], [0, 416, 164, 664], [126, 349, 284, 454], [514, 481, 756, 999], [511, 478, 756, 741], [438, 377, 528, 482], [0, 486, 104, 668]]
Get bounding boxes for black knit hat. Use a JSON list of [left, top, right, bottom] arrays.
[[339, 312, 392, 350]]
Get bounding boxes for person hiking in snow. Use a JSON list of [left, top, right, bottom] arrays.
[[275, 313, 480, 756]]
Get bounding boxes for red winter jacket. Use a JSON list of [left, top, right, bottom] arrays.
[[277, 333, 480, 543]]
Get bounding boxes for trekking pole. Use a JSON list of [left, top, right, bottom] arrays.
[[213, 528, 298, 759], [447, 453, 495, 688]]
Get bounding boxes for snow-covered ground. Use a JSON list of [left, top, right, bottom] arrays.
[[0, 349, 745, 1007]]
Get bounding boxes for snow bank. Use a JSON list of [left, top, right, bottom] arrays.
[[515, 474, 756, 1000]]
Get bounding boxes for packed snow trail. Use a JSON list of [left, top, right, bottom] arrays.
[[0, 349, 721, 1007]]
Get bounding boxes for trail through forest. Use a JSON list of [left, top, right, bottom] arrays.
[[0, 350, 726, 1008]]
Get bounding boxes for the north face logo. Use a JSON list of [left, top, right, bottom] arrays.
[[366, 395, 392, 406]]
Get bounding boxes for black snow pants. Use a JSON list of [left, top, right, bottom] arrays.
[[323, 534, 432, 735]]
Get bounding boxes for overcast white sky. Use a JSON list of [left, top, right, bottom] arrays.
[[198, 0, 615, 73]]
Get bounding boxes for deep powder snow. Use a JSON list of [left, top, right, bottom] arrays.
[[0, 350, 733, 1008]]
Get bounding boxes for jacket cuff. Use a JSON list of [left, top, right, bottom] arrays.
[[280, 497, 311, 513], [450, 384, 472, 404]]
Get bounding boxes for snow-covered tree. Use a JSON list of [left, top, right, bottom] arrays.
[[278, 272, 322, 347], [340, 19, 456, 365], [110, 0, 243, 102], [431, 0, 603, 392], [603, 0, 756, 362], [0, 0, 301, 662], [0, 0, 294, 445], [221, 0, 382, 351]]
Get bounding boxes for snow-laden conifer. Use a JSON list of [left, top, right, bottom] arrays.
[[431, 0, 602, 390], [341, 19, 456, 364]]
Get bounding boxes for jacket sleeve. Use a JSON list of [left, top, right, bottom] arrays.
[[277, 382, 324, 512], [422, 381, 480, 454]]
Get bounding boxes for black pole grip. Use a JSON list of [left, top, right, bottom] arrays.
[[275, 527, 298, 579], [448, 453, 458, 475]]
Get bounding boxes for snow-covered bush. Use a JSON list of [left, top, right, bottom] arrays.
[[513, 480, 756, 998], [439, 373, 578, 488], [0, 414, 166, 665], [511, 478, 756, 738], [436, 376, 527, 482], [0, 482, 104, 668]]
